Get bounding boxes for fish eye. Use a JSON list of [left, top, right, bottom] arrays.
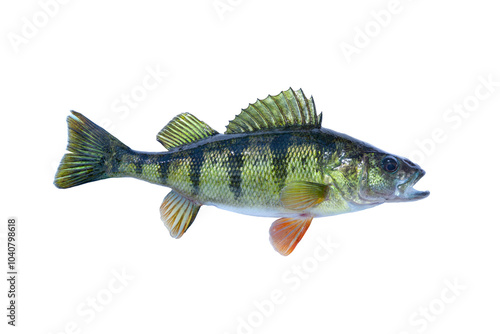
[[381, 156, 399, 173]]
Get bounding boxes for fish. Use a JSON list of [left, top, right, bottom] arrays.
[[54, 88, 429, 255]]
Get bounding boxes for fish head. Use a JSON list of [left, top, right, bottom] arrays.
[[358, 151, 430, 203]]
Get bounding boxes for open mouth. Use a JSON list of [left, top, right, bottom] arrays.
[[394, 170, 430, 202]]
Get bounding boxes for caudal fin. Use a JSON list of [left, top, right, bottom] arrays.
[[54, 111, 131, 189]]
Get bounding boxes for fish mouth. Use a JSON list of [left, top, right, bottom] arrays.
[[391, 170, 430, 202]]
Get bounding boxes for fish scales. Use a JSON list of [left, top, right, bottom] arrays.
[[116, 131, 329, 214], [54, 88, 429, 255]]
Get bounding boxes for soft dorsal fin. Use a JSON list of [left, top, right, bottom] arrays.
[[225, 88, 322, 134], [157, 113, 218, 150]]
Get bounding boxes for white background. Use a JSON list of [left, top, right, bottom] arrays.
[[1, 0, 500, 333]]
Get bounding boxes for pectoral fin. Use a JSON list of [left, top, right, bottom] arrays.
[[160, 191, 201, 238], [269, 216, 312, 256], [280, 181, 328, 211]]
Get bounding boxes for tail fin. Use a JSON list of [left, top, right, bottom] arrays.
[[54, 111, 131, 189]]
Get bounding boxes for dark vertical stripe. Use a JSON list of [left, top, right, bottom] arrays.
[[133, 153, 147, 176], [314, 138, 325, 174], [157, 155, 170, 181], [226, 136, 249, 200], [109, 147, 122, 174], [270, 133, 291, 189], [188, 148, 204, 196], [109, 145, 130, 174], [134, 162, 143, 175]]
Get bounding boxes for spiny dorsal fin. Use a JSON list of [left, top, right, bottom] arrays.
[[225, 88, 322, 134], [157, 113, 218, 150]]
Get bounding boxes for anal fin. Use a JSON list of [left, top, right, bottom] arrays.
[[160, 191, 201, 238], [269, 216, 312, 256]]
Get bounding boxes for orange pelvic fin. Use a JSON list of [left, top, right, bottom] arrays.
[[269, 216, 312, 256]]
